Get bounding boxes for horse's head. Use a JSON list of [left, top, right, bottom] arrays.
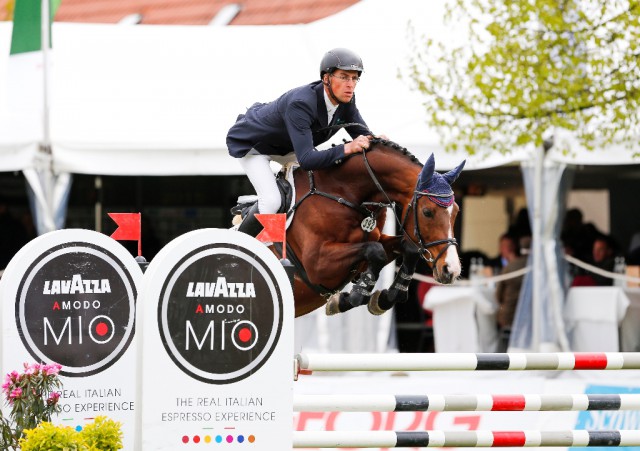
[[409, 154, 465, 284]]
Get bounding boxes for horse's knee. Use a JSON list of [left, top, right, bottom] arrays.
[[362, 242, 387, 272]]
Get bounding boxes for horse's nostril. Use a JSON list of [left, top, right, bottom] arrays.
[[442, 264, 450, 275]]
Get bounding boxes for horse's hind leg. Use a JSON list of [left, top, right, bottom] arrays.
[[326, 242, 388, 315], [368, 248, 420, 315]]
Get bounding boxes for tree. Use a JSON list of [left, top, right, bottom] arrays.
[[2, 0, 15, 21], [405, 0, 640, 156]]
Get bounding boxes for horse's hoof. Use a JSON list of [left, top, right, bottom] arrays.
[[325, 293, 341, 316], [367, 291, 387, 316]]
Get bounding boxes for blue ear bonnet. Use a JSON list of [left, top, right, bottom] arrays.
[[416, 154, 465, 207], [419, 174, 455, 207]]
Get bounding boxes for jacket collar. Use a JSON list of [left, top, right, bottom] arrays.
[[314, 81, 330, 126]]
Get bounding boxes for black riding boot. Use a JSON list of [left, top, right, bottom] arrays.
[[237, 203, 263, 238]]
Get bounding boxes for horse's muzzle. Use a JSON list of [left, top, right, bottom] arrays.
[[435, 263, 456, 284]]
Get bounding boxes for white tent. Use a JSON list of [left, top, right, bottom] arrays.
[[0, 0, 531, 177], [1, 0, 640, 352]]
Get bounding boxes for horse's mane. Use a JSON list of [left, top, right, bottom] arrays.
[[334, 138, 423, 167], [369, 138, 423, 167]]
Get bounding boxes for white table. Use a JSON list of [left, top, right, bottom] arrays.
[[423, 285, 498, 353], [564, 287, 630, 352], [620, 287, 640, 352]]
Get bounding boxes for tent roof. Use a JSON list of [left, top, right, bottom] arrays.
[[48, 0, 360, 26]]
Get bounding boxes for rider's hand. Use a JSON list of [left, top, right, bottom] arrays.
[[345, 135, 371, 155]]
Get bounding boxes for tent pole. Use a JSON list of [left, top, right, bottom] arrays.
[[531, 144, 544, 351], [41, 0, 51, 149]]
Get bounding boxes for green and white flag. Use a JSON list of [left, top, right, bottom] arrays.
[[11, 0, 61, 55], [7, 0, 72, 236], [7, 0, 61, 141]]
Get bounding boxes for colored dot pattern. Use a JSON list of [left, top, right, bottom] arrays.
[[181, 434, 256, 444]]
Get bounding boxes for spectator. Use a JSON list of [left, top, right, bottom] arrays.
[[561, 208, 599, 263], [590, 234, 617, 286], [487, 233, 520, 272], [495, 235, 527, 331]]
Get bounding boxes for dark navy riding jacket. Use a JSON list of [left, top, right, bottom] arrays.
[[226, 81, 370, 170]]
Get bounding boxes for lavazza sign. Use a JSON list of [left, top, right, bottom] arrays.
[[139, 229, 293, 450], [0, 228, 294, 450]]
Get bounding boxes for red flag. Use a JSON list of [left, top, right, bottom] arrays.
[[108, 213, 141, 256], [255, 214, 286, 243]]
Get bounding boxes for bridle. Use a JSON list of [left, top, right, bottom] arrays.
[[403, 190, 458, 266], [361, 147, 458, 269]]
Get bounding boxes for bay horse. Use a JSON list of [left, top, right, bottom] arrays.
[[277, 138, 465, 318]]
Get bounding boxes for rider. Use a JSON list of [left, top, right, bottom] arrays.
[[227, 48, 373, 237]]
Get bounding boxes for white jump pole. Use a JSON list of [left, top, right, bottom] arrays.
[[295, 352, 640, 374], [293, 393, 640, 412], [293, 430, 640, 448]]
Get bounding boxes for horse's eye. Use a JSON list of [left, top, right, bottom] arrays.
[[422, 208, 434, 219]]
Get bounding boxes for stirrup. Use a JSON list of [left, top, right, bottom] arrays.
[[237, 204, 263, 238]]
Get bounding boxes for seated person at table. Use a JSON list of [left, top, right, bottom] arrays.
[[589, 234, 618, 286], [488, 233, 519, 272], [495, 235, 527, 330], [561, 208, 599, 263]]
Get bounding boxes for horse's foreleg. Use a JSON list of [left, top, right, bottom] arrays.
[[325, 242, 388, 315], [368, 247, 421, 315]]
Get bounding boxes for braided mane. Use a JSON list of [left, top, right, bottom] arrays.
[[330, 137, 423, 166], [368, 138, 422, 167]]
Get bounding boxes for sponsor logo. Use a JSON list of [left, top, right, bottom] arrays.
[[15, 242, 137, 377], [157, 244, 283, 384], [574, 385, 640, 451]]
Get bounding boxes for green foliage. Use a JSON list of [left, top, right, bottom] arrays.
[[1, 0, 14, 21], [19, 422, 83, 451], [0, 364, 123, 450], [18, 416, 124, 451], [81, 416, 123, 451], [404, 0, 640, 155], [0, 363, 63, 450]]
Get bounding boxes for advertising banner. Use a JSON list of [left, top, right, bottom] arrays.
[[0, 229, 143, 449], [138, 229, 294, 450]]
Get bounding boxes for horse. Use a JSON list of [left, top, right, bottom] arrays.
[[241, 138, 465, 318]]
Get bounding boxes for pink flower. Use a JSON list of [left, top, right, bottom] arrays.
[[47, 392, 60, 405], [43, 363, 62, 376], [23, 363, 39, 375], [9, 388, 22, 399]]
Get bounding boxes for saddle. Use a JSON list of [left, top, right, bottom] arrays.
[[230, 171, 295, 220]]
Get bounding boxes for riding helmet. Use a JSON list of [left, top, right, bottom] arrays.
[[320, 48, 364, 79]]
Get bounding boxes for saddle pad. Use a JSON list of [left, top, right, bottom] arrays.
[[283, 164, 297, 230]]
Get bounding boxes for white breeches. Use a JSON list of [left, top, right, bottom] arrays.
[[239, 150, 298, 214]]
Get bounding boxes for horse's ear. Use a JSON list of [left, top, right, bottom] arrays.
[[443, 160, 466, 185], [417, 153, 436, 191]]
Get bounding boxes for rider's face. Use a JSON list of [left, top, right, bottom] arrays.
[[325, 69, 360, 104]]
